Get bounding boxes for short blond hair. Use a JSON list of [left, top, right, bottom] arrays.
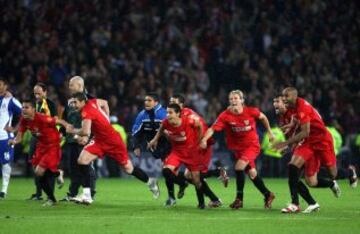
[[229, 89, 245, 104], [70, 76, 84, 88], [229, 90, 244, 99]]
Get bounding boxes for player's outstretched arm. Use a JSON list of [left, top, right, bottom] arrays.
[[280, 116, 299, 135], [258, 112, 275, 142], [55, 117, 71, 129], [273, 122, 310, 150], [200, 127, 214, 149], [147, 124, 164, 151], [8, 132, 23, 146], [66, 119, 92, 138], [193, 118, 203, 143]]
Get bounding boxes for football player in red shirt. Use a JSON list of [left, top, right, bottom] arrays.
[[170, 94, 229, 188], [148, 103, 220, 209], [273, 87, 341, 213], [273, 95, 321, 213], [169, 94, 223, 208], [9, 99, 62, 206], [60, 92, 160, 204], [200, 90, 275, 209]]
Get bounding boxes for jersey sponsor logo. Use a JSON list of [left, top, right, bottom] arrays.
[[172, 136, 187, 142], [231, 126, 251, 132], [167, 131, 187, 142]]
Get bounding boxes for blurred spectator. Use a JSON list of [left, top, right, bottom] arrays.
[[0, 0, 358, 150]]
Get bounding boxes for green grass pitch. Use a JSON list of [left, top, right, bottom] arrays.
[[0, 178, 359, 234]]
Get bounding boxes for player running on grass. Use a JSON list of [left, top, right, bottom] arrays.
[[58, 92, 159, 204], [200, 90, 276, 209], [9, 99, 63, 206], [148, 103, 221, 209], [273, 87, 343, 213], [169, 94, 229, 188]]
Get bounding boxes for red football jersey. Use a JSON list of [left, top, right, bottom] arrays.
[[162, 116, 199, 157], [181, 107, 214, 145], [181, 107, 208, 133], [212, 107, 261, 150], [18, 113, 60, 145], [278, 108, 299, 138], [291, 98, 328, 142], [81, 99, 121, 143]]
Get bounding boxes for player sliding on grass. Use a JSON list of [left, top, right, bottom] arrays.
[[58, 92, 159, 205]]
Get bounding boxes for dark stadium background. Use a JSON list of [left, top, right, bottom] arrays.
[[1, 0, 359, 177]]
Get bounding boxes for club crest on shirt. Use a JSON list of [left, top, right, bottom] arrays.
[[180, 131, 185, 136], [244, 120, 249, 125]]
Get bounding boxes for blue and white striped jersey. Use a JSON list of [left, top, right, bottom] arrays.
[[0, 96, 22, 140]]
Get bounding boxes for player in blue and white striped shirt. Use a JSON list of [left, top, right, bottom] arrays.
[[0, 78, 22, 199]]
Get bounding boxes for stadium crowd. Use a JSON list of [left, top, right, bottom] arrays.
[[0, 0, 359, 170]]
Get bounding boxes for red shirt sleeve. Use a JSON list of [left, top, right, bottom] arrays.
[[81, 107, 94, 120], [297, 102, 311, 125], [212, 112, 227, 131], [249, 107, 261, 119]]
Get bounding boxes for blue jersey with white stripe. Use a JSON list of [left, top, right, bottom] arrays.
[[131, 104, 171, 159], [131, 103, 167, 141], [0, 96, 22, 140]]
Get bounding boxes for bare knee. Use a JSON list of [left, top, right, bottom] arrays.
[[235, 159, 248, 171], [191, 174, 202, 189], [289, 156, 305, 168], [184, 170, 192, 180], [305, 177, 318, 187], [34, 167, 45, 177], [248, 169, 257, 180], [193, 180, 202, 189], [122, 161, 134, 174], [328, 166, 337, 180]]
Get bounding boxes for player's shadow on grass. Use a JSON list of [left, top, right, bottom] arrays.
[[159, 205, 281, 214], [61, 202, 281, 215]]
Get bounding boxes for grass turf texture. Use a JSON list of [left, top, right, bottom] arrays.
[[0, 178, 359, 234]]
